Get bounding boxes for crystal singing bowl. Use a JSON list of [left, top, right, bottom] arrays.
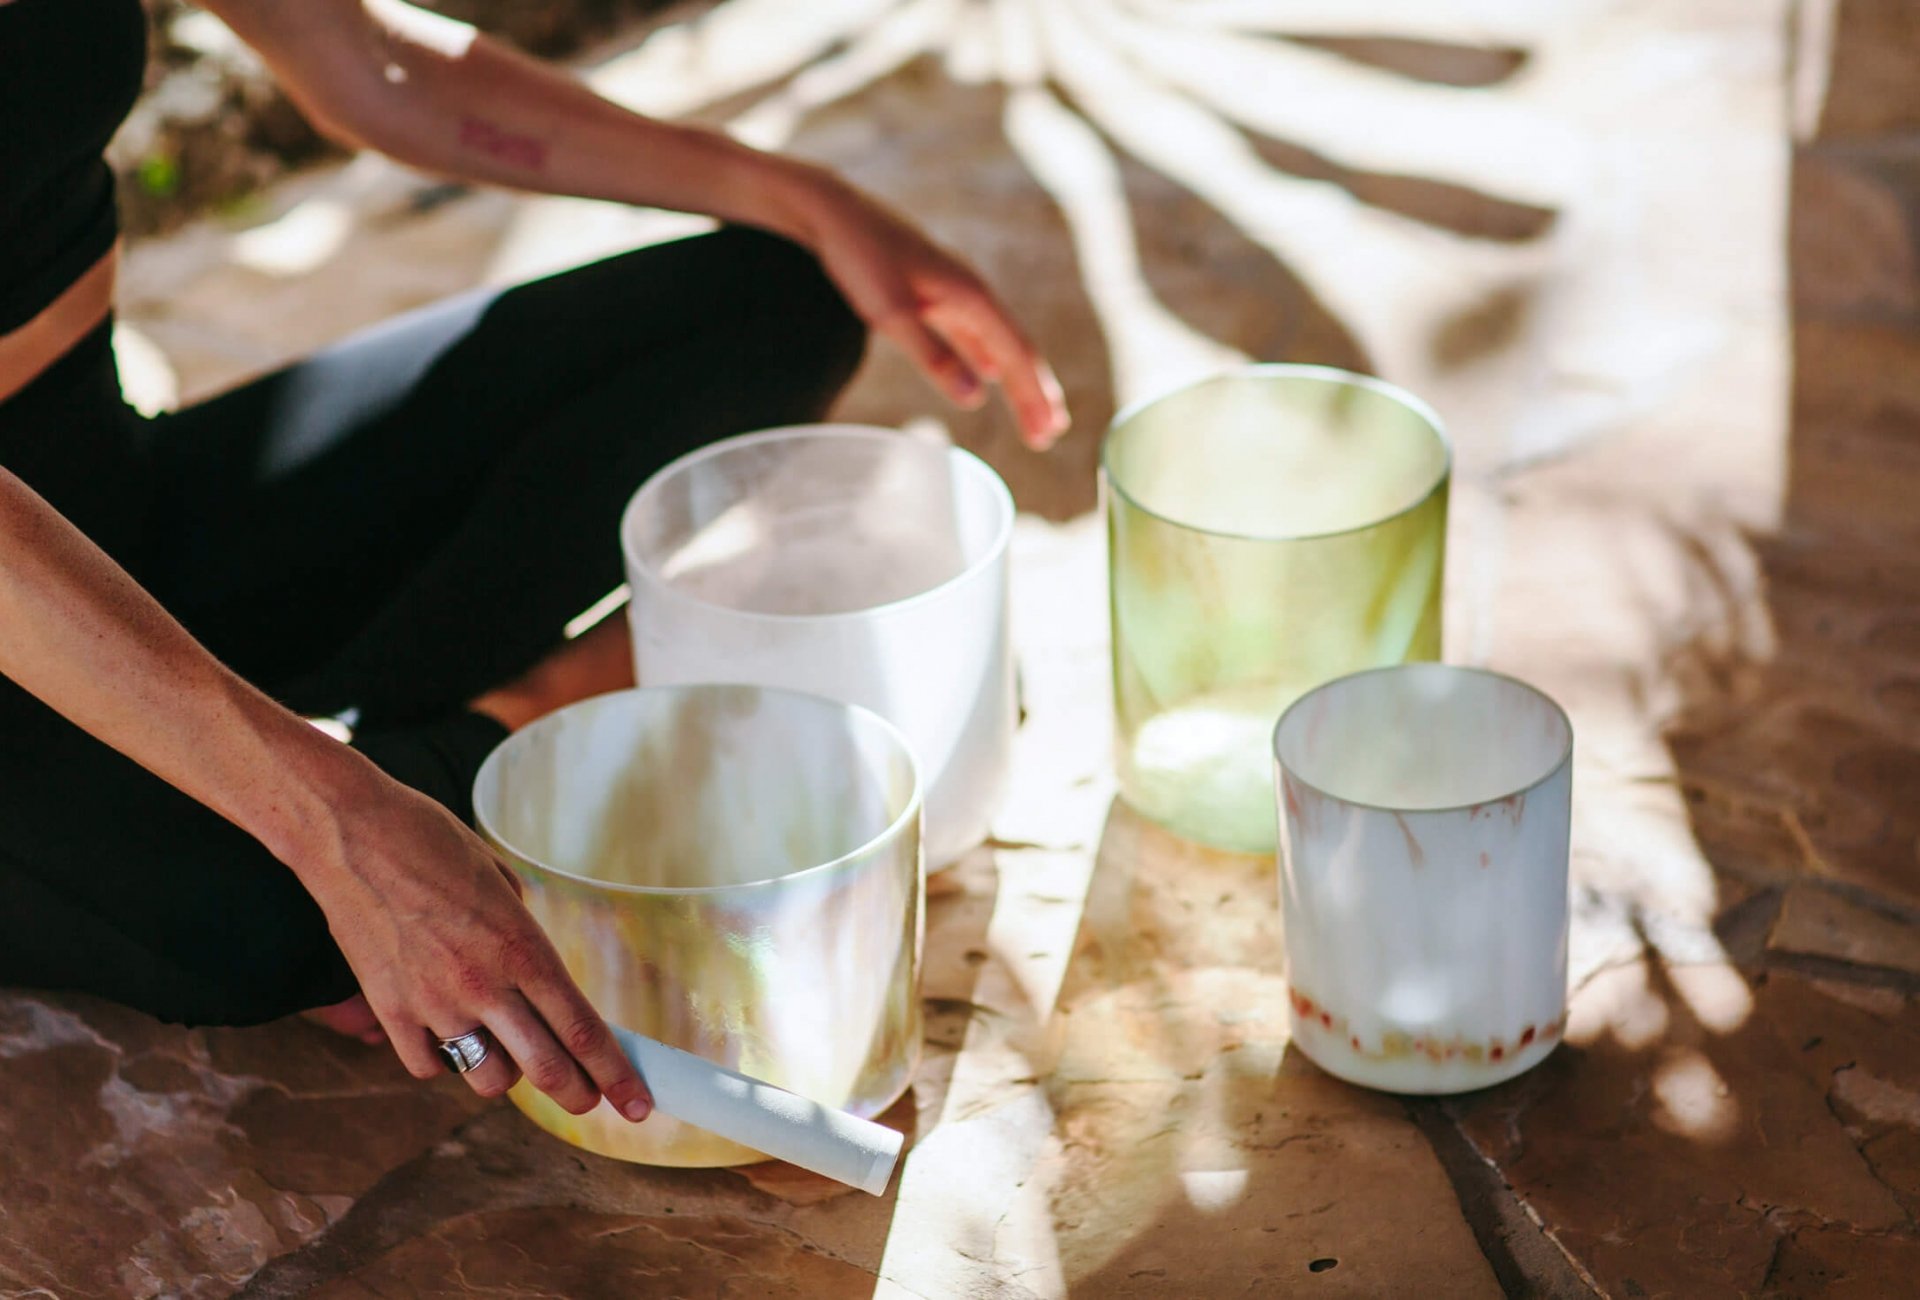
[[1273, 664, 1573, 1094], [621, 425, 1016, 870], [472, 685, 925, 1166], [1104, 365, 1450, 853]]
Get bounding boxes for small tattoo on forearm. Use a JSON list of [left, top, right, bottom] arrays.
[[458, 115, 549, 171]]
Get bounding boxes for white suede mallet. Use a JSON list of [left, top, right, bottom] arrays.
[[611, 1026, 905, 1196]]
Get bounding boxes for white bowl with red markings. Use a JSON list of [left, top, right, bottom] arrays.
[[1273, 664, 1573, 1094]]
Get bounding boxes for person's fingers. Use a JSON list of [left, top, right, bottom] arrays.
[[303, 991, 388, 1045], [879, 310, 985, 410], [939, 317, 1058, 449], [930, 316, 1002, 396], [932, 310, 1003, 382], [523, 977, 654, 1123], [931, 294, 1068, 449], [377, 1005, 448, 1082], [482, 993, 601, 1115], [344, 994, 388, 1046], [427, 1014, 522, 1099]]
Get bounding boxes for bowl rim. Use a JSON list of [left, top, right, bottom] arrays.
[[620, 424, 1015, 626], [1271, 663, 1574, 816], [471, 684, 924, 896], [1101, 363, 1453, 544]]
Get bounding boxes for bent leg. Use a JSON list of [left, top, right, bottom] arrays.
[[0, 231, 864, 1024], [0, 689, 355, 1025], [0, 683, 511, 1026], [146, 228, 866, 720]]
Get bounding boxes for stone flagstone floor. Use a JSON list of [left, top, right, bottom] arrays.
[[4, 0, 1920, 1295]]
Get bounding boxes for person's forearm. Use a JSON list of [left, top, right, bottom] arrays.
[[205, 0, 1068, 447], [0, 469, 380, 881], [258, 0, 839, 245]]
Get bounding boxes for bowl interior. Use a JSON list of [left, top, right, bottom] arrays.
[[1105, 368, 1448, 540], [623, 428, 1010, 617], [474, 686, 919, 890], [1275, 665, 1571, 812]]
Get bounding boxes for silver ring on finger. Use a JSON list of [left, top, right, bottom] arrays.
[[434, 1027, 493, 1075]]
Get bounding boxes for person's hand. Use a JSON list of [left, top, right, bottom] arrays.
[[305, 771, 653, 1121], [796, 175, 1069, 450]]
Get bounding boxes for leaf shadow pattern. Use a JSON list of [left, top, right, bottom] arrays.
[[1031, 801, 1509, 1297], [1426, 3, 1920, 1293]]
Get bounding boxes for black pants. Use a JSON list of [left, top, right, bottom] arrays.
[[0, 228, 866, 1026]]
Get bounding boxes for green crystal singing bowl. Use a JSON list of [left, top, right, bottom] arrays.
[[472, 684, 924, 1166], [1104, 364, 1451, 854]]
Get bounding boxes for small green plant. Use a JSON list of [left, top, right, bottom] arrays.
[[137, 153, 181, 197]]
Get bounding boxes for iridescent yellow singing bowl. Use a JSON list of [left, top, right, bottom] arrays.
[[471, 685, 924, 1166], [1105, 365, 1451, 854]]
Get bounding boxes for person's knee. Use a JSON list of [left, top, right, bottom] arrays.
[[137, 941, 349, 1028], [588, 227, 867, 401], [164, 870, 355, 1027], [173, 952, 353, 1029], [711, 227, 868, 381]]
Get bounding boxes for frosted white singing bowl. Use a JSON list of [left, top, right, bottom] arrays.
[[1273, 665, 1572, 1094], [621, 426, 1016, 869], [472, 685, 924, 1167]]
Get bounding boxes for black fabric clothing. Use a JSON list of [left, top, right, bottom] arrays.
[[0, 228, 867, 1025], [0, 0, 148, 330]]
